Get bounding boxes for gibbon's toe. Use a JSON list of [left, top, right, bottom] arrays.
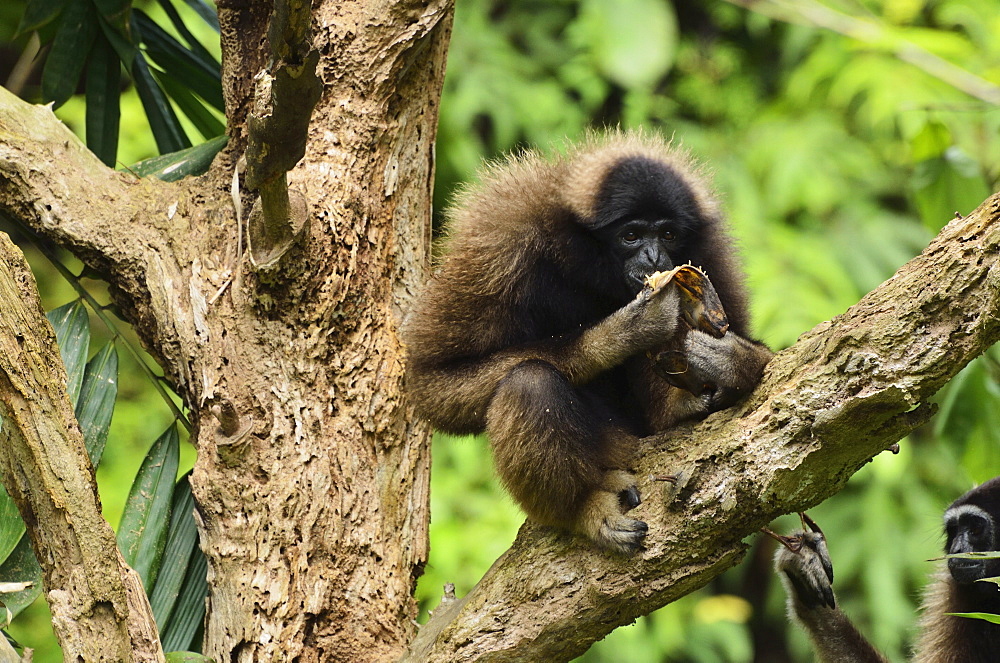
[[618, 485, 642, 511], [599, 515, 648, 555]]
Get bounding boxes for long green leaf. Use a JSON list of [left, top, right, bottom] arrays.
[[165, 653, 213, 663], [85, 35, 123, 167], [126, 135, 228, 182], [40, 0, 99, 108], [117, 426, 180, 590], [46, 301, 90, 407], [0, 486, 24, 565], [149, 473, 199, 631], [947, 612, 1000, 625], [153, 70, 225, 140], [134, 10, 223, 110], [176, 0, 219, 32], [75, 342, 118, 467], [159, 544, 207, 652], [0, 536, 43, 618], [91, 0, 131, 38], [132, 52, 191, 154], [155, 0, 218, 62]]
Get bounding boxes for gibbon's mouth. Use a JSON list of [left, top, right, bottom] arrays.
[[948, 557, 987, 584]]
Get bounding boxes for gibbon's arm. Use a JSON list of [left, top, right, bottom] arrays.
[[406, 275, 684, 434], [772, 523, 889, 663]]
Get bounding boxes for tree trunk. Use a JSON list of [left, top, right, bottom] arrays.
[[0, 0, 453, 660], [0, 234, 163, 662]]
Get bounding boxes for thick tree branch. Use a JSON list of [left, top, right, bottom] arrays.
[[407, 194, 1000, 661], [0, 233, 163, 661], [0, 88, 221, 395]]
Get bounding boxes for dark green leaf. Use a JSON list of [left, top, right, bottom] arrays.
[[135, 10, 223, 111], [41, 0, 99, 108], [85, 35, 123, 167], [912, 148, 991, 233], [0, 536, 42, 618], [126, 136, 228, 181], [75, 342, 118, 467], [155, 0, 219, 65], [153, 70, 225, 139], [159, 544, 207, 653], [0, 486, 24, 565], [46, 301, 90, 407], [117, 426, 180, 590], [149, 473, 199, 631], [15, 0, 68, 37], [91, 0, 131, 35], [131, 53, 192, 154]]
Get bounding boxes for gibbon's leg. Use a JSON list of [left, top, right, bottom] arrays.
[[486, 360, 647, 554]]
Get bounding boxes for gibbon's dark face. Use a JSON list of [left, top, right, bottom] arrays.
[[591, 156, 703, 294], [944, 477, 1000, 585]]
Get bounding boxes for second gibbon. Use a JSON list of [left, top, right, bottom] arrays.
[[405, 132, 772, 553], [775, 478, 1000, 662]]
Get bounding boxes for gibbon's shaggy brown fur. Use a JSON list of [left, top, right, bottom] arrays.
[[775, 478, 1000, 662], [405, 131, 772, 553]]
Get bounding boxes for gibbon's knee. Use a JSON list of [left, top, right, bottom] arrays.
[[486, 360, 605, 525]]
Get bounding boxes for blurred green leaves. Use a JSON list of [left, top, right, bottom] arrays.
[[574, 0, 677, 90]]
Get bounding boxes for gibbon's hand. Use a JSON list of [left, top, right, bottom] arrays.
[[652, 330, 771, 414], [774, 529, 836, 610]]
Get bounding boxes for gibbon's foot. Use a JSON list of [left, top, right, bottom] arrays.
[[577, 470, 648, 554], [603, 469, 642, 511], [773, 528, 836, 610]]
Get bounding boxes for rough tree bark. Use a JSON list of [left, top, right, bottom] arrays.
[[0, 234, 163, 662], [0, 0, 997, 661]]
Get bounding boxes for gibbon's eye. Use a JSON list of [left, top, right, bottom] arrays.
[[621, 230, 640, 243], [661, 230, 675, 241]]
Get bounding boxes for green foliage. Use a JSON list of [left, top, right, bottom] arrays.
[[151, 473, 208, 653], [117, 425, 180, 591], [127, 134, 228, 181], [947, 611, 1000, 624], [16, 0, 223, 166]]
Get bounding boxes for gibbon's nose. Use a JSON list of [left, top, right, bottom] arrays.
[[643, 243, 662, 267]]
